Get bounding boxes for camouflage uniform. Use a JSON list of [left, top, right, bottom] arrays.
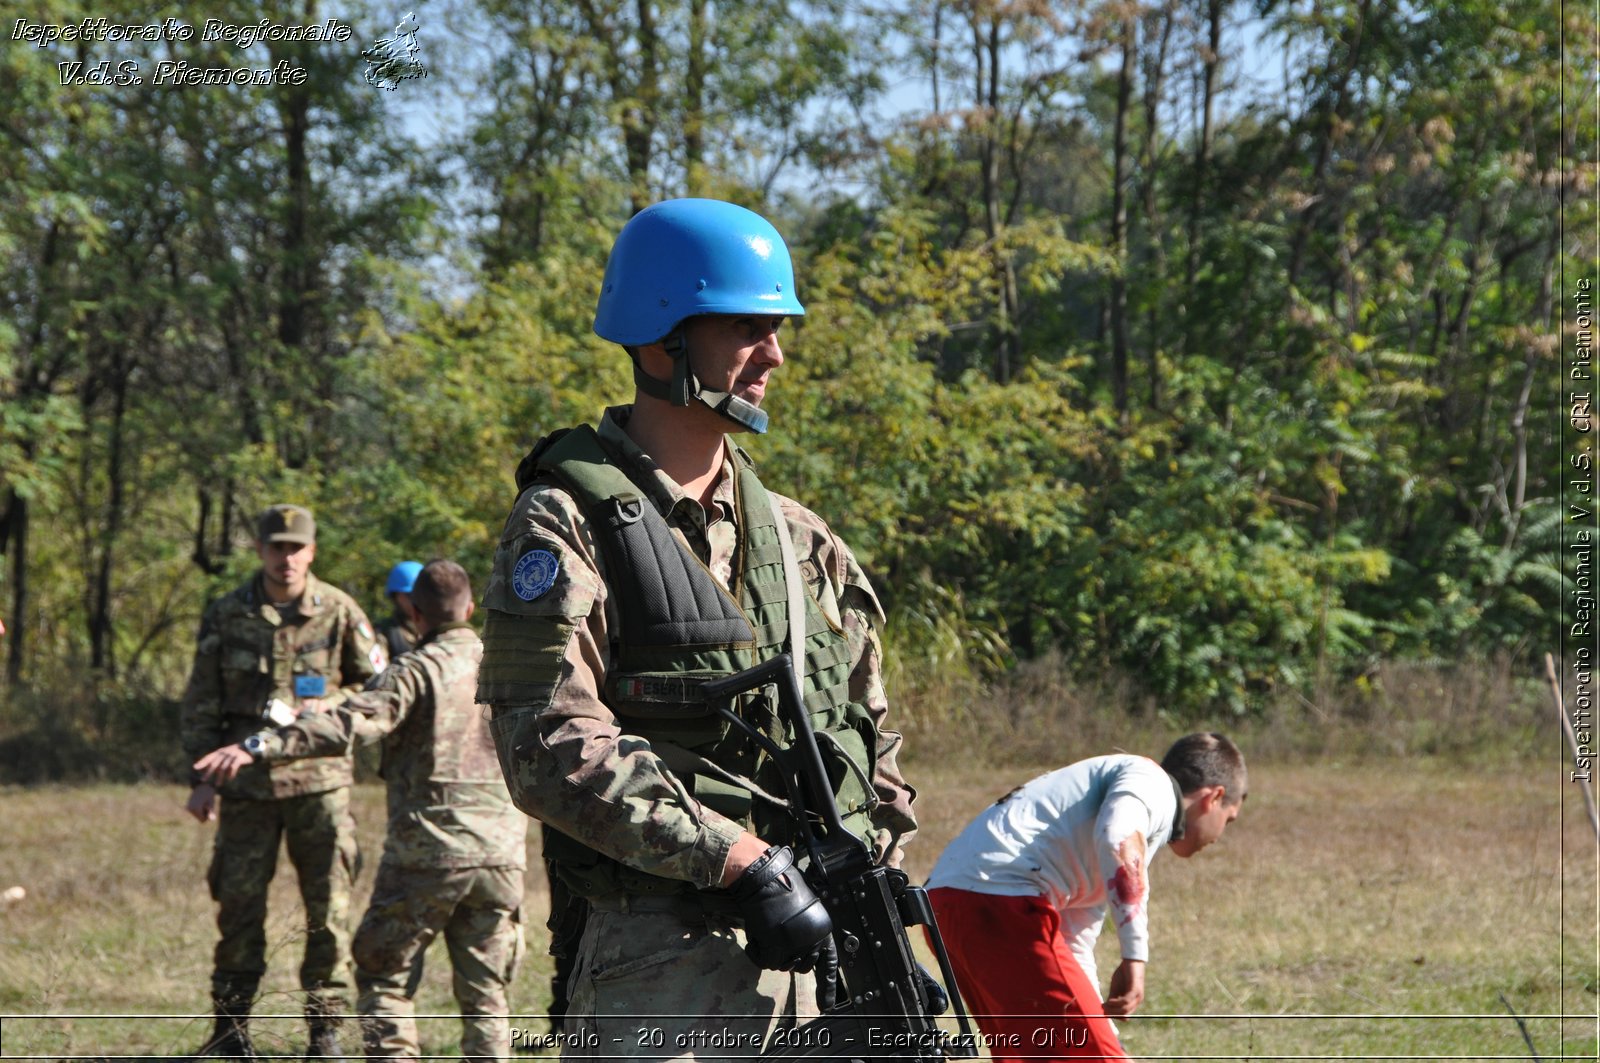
[[258, 623, 528, 1061], [478, 406, 918, 1059], [180, 571, 384, 1011], [367, 614, 420, 778]]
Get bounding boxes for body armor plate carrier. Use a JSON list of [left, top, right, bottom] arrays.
[[521, 425, 880, 898]]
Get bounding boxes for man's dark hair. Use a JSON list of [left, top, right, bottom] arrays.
[[411, 559, 473, 624], [1160, 732, 1247, 804]]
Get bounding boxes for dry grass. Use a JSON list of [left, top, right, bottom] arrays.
[[905, 759, 1597, 1061], [0, 784, 557, 1060], [886, 655, 1597, 1059], [2, 753, 1594, 1061], [889, 653, 1548, 772], [0, 657, 1593, 1059]]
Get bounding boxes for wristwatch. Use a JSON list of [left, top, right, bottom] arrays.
[[241, 733, 269, 760]]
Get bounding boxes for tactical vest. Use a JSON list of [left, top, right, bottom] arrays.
[[530, 425, 881, 898]]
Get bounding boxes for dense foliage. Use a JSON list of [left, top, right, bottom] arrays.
[[1, 0, 1590, 721]]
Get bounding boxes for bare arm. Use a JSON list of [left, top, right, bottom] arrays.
[[1104, 959, 1146, 1017], [184, 782, 218, 823]]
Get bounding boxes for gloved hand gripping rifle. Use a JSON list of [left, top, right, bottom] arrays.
[[702, 654, 978, 1061]]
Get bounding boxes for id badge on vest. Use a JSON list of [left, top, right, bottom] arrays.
[[294, 674, 328, 698]]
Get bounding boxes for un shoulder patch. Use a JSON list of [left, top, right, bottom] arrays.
[[512, 548, 560, 601]]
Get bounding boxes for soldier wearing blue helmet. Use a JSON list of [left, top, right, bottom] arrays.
[[477, 199, 919, 1056], [378, 560, 424, 659], [592, 197, 807, 434]]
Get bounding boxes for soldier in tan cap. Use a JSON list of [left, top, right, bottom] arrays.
[[196, 559, 528, 1061], [180, 503, 386, 1059]]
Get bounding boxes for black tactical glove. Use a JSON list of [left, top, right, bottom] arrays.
[[729, 845, 834, 973], [814, 935, 841, 1011]]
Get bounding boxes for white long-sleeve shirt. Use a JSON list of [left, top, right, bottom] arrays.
[[925, 755, 1185, 984]]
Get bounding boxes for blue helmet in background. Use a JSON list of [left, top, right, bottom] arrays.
[[386, 560, 423, 595], [592, 199, 805, 434]]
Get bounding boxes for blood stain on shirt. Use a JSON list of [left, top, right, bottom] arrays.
[[1109, 833, 1147, 925]]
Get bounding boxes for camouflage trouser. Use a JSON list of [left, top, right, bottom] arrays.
[[208, 788, 359, 1007], [354, 862, 525, 1061], [561, 898, 818, 1061]]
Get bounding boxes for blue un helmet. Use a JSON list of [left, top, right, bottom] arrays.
[[385, 560, 423, 596], [593, 198, 806, 433]]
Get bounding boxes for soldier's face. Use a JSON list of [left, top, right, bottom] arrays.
[[257, 539, 315, 598], [683, 314, 786, 406], [1169, 786, 1243, 858]]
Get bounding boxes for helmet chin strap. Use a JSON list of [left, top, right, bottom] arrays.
[[630, 328, 770, 434]]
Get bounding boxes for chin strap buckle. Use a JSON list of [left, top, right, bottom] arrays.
[[701, 391, 769, 434], [663, 328, 693, 408]]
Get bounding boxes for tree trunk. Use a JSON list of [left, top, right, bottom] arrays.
[[1141, 4, 1174, 409], [1504, 221, 1560, 546], [1109, 12, 1135, 416], [1286, 0, 1374, 291], [685, 0, 708, 194], [279, 103, 309, 360], [625, 0, 661, 213], [7, 494, 27, 688], [277, 24, 314, 471], [4, 197, 67, 689], [1183, 0, 1223, 356], [193, 482, 236, 576], [89, 351, 129, 679], [970, 14, 1020, 383]]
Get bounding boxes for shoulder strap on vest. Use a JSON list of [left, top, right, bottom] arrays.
[[514, 427, 580, 492], [536, 424, 755, 650]]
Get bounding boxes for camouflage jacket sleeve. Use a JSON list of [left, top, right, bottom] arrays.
[[777, 494, 919, 859], [257, 658, 417, 763], [478, 484, 744, 891], [327, 598, 382, 710], [179, 600, 228, 765]]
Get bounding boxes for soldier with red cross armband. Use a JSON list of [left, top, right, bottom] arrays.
[[180, 503, 385, 1059]]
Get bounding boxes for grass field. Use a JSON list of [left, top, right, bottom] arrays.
[[1, 750, 1595, 1061], [1, 660, 1595, 1060]]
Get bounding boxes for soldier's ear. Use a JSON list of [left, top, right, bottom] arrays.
[[464, 601, 476, 622]]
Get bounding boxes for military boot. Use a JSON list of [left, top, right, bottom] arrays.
[[191, 993, 257, 1060], [303, 998, 346, 1061]]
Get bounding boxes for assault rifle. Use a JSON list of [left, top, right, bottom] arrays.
[[702, 655, 978, 1061]]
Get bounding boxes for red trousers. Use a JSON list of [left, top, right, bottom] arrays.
[[926, 887, 1129, 1062]]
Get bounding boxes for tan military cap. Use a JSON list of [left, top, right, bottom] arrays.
[[257, 504, 316, 545]]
